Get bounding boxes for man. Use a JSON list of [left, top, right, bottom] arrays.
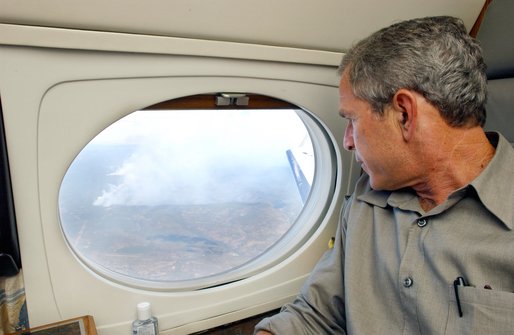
[[255, 16, 514, 335]]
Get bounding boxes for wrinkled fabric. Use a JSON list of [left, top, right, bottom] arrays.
[[0, 270, 29, 335], [255, 132, 514, 335]]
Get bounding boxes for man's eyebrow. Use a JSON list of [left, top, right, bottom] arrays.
[[339, 109, 350, 118]]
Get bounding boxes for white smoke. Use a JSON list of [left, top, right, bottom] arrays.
[[91, 109, 309, 207]]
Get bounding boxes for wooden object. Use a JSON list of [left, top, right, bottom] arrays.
[[8, 315, 97, 335]]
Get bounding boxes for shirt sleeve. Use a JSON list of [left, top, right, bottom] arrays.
[[254, 197, 352, 335]]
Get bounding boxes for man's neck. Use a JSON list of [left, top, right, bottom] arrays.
[[412, 127, 495, 212]]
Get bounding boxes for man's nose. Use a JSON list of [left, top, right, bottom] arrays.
[[343, 122, 355, 151]]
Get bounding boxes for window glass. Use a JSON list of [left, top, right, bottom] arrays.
[[59, 106, 316, 286]]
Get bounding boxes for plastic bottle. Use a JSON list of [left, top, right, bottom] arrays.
[[131, 302, 159, 335]]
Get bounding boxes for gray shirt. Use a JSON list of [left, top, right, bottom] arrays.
[[255, 132, 514, 335]]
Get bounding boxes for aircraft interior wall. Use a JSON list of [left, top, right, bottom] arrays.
[[0, 37, 353, 334], [0, 0, 488, 334]]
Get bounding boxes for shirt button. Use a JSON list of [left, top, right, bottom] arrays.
[[403, 277, 413, 288], [417, 218, 427, 227]]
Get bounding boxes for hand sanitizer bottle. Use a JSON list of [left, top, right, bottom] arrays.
[[132, 302, 159, 335]]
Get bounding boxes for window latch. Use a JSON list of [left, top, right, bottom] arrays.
[[216, 93, 249, 106]]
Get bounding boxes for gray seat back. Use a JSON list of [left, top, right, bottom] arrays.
[[477, 0, 514, 145]]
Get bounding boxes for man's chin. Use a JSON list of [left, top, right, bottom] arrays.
[[369, 183, 384, 191], [368, 177, 397, 191], [368, 177, 383, 191], [370, 180, 405, 192]]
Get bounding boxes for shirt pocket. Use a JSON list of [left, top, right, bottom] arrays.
[[445, 285, 514, 335]]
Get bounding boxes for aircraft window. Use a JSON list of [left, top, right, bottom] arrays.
[[58, 94, 335, 290]]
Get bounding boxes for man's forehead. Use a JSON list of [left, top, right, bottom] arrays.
[[338, 71, 355, 97], [338, 74, 358, 105]]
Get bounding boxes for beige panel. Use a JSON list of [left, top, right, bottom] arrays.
[[0, 0, 485, 52], [0, 45, 349, 334]]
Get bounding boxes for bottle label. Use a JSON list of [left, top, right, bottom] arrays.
[[137, 324, 156, 335]]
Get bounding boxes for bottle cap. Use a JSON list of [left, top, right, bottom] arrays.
[[137, 302, 152, 321]]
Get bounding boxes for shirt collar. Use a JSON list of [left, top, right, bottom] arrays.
[[356, 132, 513, 230], [354, 174, 388, 208], [355, 177, 420, 212], [468, 132, 514, 230]]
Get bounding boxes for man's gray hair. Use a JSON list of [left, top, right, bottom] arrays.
[[339, 16, 487, 127]]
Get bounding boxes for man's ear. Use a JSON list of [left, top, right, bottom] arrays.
[[392, 89, 417, 141]]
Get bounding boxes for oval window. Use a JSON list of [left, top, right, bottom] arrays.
[[58, 94, 335, 290]]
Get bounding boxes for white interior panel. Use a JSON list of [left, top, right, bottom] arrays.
[[0, 44, 351, 334], [0, 1, 487, 333], [0, 0, 485, 52]]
